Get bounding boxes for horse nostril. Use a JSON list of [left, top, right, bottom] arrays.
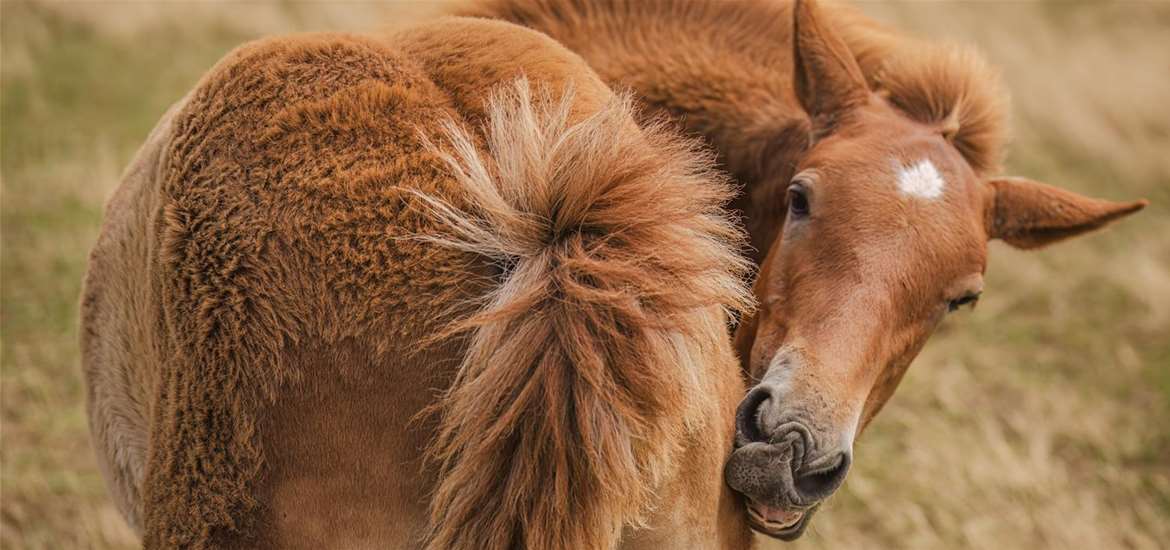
[[794, 451, 851, 500], [735, 385, 775, 444]]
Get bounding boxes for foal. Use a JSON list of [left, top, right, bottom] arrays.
[[83, 17, 755, 549], [471, 0, 1147, 539]]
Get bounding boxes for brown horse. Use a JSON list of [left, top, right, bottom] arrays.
[[469, 0, 1149, 540], [82, 17, 758, 549]]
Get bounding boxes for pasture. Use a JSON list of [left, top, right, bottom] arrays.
[[2, 1, 1168, 548]]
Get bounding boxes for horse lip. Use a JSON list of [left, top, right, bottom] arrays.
[[747, 502, 802, 529], [746, 501, 817, 541], [727, 444, 821, 540]]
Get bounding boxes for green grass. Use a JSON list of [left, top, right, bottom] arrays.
[[2, 1, 1168, 549]]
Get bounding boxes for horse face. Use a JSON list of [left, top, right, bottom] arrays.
[[725, 0, 1146, 540], [726, 101, 989, 539]]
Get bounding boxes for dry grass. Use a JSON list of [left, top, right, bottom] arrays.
[[1, 2, 1167, 549]]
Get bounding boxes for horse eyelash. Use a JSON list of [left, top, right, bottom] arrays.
[[948, 293, 980, 312]]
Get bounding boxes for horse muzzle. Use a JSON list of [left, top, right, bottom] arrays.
[[724, 383, 853, 540]]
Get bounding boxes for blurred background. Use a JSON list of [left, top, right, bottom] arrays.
[[1, 1, 1167, 548]]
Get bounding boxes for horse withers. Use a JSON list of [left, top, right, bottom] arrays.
[[82, 17, 757, 549], [470, 0, 1148, 539]]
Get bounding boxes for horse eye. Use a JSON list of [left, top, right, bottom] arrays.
[[947, 293, 981, 313], [787, 184, 810, 217]]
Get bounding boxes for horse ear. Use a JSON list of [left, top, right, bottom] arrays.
[[792, 0, 869, 126], [985, 176, 1147, 249]]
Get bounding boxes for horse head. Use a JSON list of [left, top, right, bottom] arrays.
[[725, 0, 1146, 539]]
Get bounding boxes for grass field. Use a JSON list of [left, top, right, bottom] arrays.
[[2, 2, 1168, 549]]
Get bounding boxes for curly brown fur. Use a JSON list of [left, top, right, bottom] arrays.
[[83, 15, 755, 550], [144, 31, 476, 548]]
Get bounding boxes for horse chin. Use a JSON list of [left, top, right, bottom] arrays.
[[745, 500, 818, 541]]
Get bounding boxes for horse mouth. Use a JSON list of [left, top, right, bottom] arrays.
[[746, 500, 815, 540]]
